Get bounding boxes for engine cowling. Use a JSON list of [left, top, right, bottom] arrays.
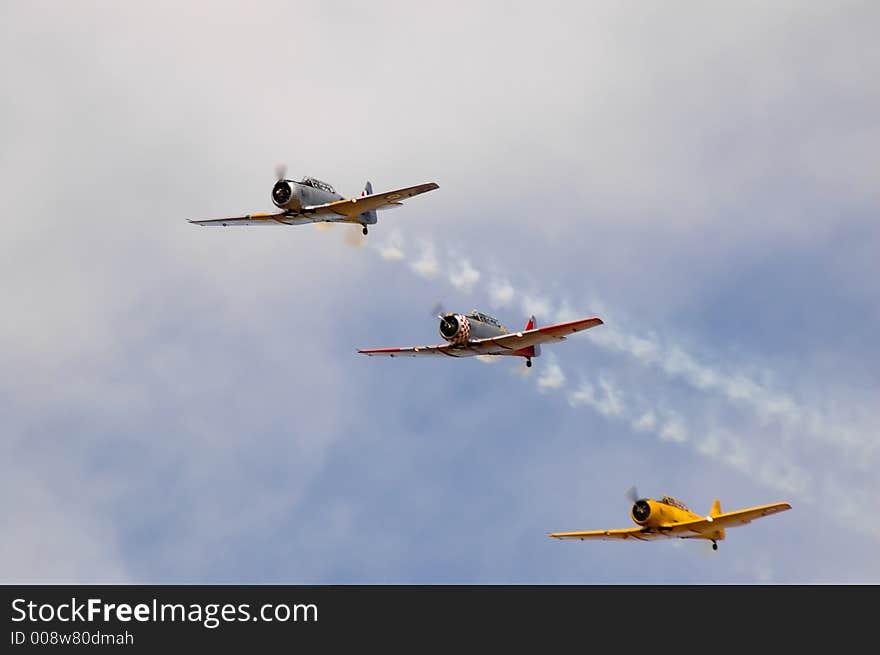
[[438, 314, 471, 344], [271, 181, 301, 210], [631, 500, 652, 524]]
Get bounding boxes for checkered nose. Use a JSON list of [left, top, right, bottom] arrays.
[[439, 314, 470, 344]]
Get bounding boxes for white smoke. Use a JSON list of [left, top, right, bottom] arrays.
[[449, 259, 481, 292], [410, 241, 439, 279], [631, 411, 657, 433], [376, 228, 406, 261], [536, 359, 566, 391], [363, 230, 880, 541], [568, 378, 625, 417], [519, 293, 553, 323], [488, 278, 515, 308], [659, 416, 688, 444]]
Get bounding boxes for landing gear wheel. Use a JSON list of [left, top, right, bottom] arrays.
[[526, 359, 532, 368], [362, 226, 368, 235], [712, 542, 718, 551]]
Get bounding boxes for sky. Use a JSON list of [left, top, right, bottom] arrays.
[[1, 1, 878, 584]]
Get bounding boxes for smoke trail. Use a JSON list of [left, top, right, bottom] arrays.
[[536, 357, 566, 391], [410, 241, 439, 279], [488, 279, 515, 309], [369, 231, 825, 447], [568, 378, 625, 418], [363, 229, 880, 540], [377, 228, 406, 261], [449, 259, 481, 292]]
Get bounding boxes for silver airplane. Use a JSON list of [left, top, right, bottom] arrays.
[[188, 165, 439, 235], [358, 310, 603, 367]]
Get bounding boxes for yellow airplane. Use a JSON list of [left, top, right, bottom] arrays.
[[549, 488, 791, 550]]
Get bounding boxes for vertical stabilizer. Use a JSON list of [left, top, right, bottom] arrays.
[[710, 499, 722, 517], [514, 316, 542, 359], [360, 181, 377, 226]]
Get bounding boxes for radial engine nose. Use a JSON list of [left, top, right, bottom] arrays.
[[439, 314, 460, 340], [272, 180, 293, 207], [632, 499, 651, 523]]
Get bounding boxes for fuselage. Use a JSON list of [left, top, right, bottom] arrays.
[[270, 176, 379, 226], [272, 176, 342, 211], [631, 496, 724, 542], [438, 311, 508, 345]]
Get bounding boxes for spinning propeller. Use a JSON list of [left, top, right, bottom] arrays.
[[432, 302, 459, 334], [627, 486, 651, 521], [272, 163, 293, 206], [625, 486, 640, 504]]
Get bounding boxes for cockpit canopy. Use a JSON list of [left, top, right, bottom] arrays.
[[300, 176, 336, 194], [468, 310, 501, 327], [659, 495, 690, 511]]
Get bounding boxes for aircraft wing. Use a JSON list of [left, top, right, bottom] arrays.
[[661, 502, 793, 537], [469, 317, 603, 355], [303, 182, 440, 220], [550, 503, 790, 542], [358, 343, 470, 358], [549, 527, 663, 541], [187, 212, 318, 227], [189, 183, 438, 226], [358, 317, 603, 359]]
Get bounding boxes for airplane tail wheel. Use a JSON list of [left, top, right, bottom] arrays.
[[712, 542, 718, 551], [362, 226, 368, 235], [526, 359, 532, 368]]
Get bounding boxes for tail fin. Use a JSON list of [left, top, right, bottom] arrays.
[[709, 499, 725, 543], [513, 315, 542, 359], [360, 181, 377, 225]]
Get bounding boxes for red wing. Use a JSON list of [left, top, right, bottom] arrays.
[[358, 317, 603, 359], [357, 344, 471, 358], [470, 317, 603, 354]]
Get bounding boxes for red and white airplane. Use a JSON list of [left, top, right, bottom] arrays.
[[358, 310, 603, 368]]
